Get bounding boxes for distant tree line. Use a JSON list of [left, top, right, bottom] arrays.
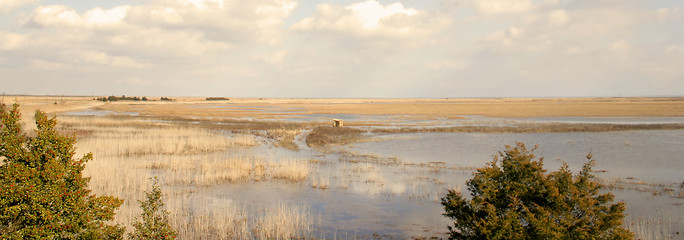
[[205, 97, 230, 101], [95, 95, 175, 102]]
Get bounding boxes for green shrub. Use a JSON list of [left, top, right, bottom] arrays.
[[441, 142, 633, 240], [0, 103, 124, 239], [129, 177, 176, 240]]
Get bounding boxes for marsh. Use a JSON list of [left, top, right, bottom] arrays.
[[9, 96, 683, 239]]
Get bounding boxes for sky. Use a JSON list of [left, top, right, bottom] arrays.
[[0, 0, 682, 98]]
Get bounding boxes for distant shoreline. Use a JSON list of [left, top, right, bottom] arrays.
[[7, 96, 684, 119]]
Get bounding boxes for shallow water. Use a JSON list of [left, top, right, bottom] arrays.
[[520, 116, 684, 124], [349, 130, 684, 184], [61, 109, 684, 237], [205, 180, 451, 238], [207, 128, 684, 238], [344, 130, 684, 236], [60, 109, 139, 116], [219, 120, 684, 238], [218, 137, 461, 238]]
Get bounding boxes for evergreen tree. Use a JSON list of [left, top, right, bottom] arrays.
[[130, 177, 176, 240], [441, 142, 633, 240], [0, 103, 124, 239]]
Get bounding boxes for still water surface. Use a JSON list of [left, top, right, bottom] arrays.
[[219, 129, 684, 238]]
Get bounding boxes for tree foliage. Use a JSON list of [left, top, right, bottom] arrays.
[[0, 103, 124, 239], [441, 142, 633, 240], [129, 177, 176, 240]]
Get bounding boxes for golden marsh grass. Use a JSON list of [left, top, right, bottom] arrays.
[[55, 115, 314, 238], [92, 97, 684, 120], [167, 197, 314, 239]]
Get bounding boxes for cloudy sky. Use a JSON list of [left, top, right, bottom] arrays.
[[0, 0, 682, 98]]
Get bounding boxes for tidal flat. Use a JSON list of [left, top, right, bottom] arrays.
[[7, 96, 684, 239]]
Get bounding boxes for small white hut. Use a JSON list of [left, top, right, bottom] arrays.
[[332, 119, 343, 127]]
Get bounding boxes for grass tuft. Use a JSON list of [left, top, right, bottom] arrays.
[[305, 126, 364, 147]]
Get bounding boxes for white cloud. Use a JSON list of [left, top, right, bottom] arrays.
[[29, 59, 69, 70], [610, 40, 632, 56], [548, 9, 569, 26], [179, 0, 224, 10], [508, 26, 524, 38], [24, 1, 297, 45], [564, 46, 589, 56], [656, 7, 682, 21], [256, 50, 288, 65], [107, 27, 231, 58], [469, 0, 535, 15], [485, 26, 524, 48], [66, 49, 149, 68], [27, 5, 130, 29], [126, 0, 297, 44], [426, 61, 466, 71], [562, 8, 641, 40], [7, 0, 299, 70], [347, 1, 417, 29], [666, 45, 684, 54], [0, 0, 35, 13], [116, 77, 157, 87], [0, 31, 28, 50], [291, 0, 448, 38]]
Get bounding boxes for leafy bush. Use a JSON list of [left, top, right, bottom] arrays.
[[441, 142, 633, 240], [129, 177, 176, 240], [0, 103, 124, 239]]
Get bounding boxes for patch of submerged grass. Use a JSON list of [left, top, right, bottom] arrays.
[[600, 177, 684, 199], [266, 128, 301, 151], [269, 158, 309, 182], [373, 123, 684, 134], [626, 216, 677, 240], [305, 126, 365, 148], [169, 197, 315, 239], [152, 116, 309, 150]]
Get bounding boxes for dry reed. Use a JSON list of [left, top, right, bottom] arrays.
[[626, 216, 675, 240], [266, 128, 302, 150], [269, 158, 309, 182], [167, 196, 315, 239], [54, 115, 313, 238]]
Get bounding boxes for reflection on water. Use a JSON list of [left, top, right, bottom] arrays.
[[220, 137, 459, 238], [344, 130, 684, 237], [222, 126, 684, 238], [215, 127, 684, 238], [349, 130, 684, 184], [207, 180, 450, 239]]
